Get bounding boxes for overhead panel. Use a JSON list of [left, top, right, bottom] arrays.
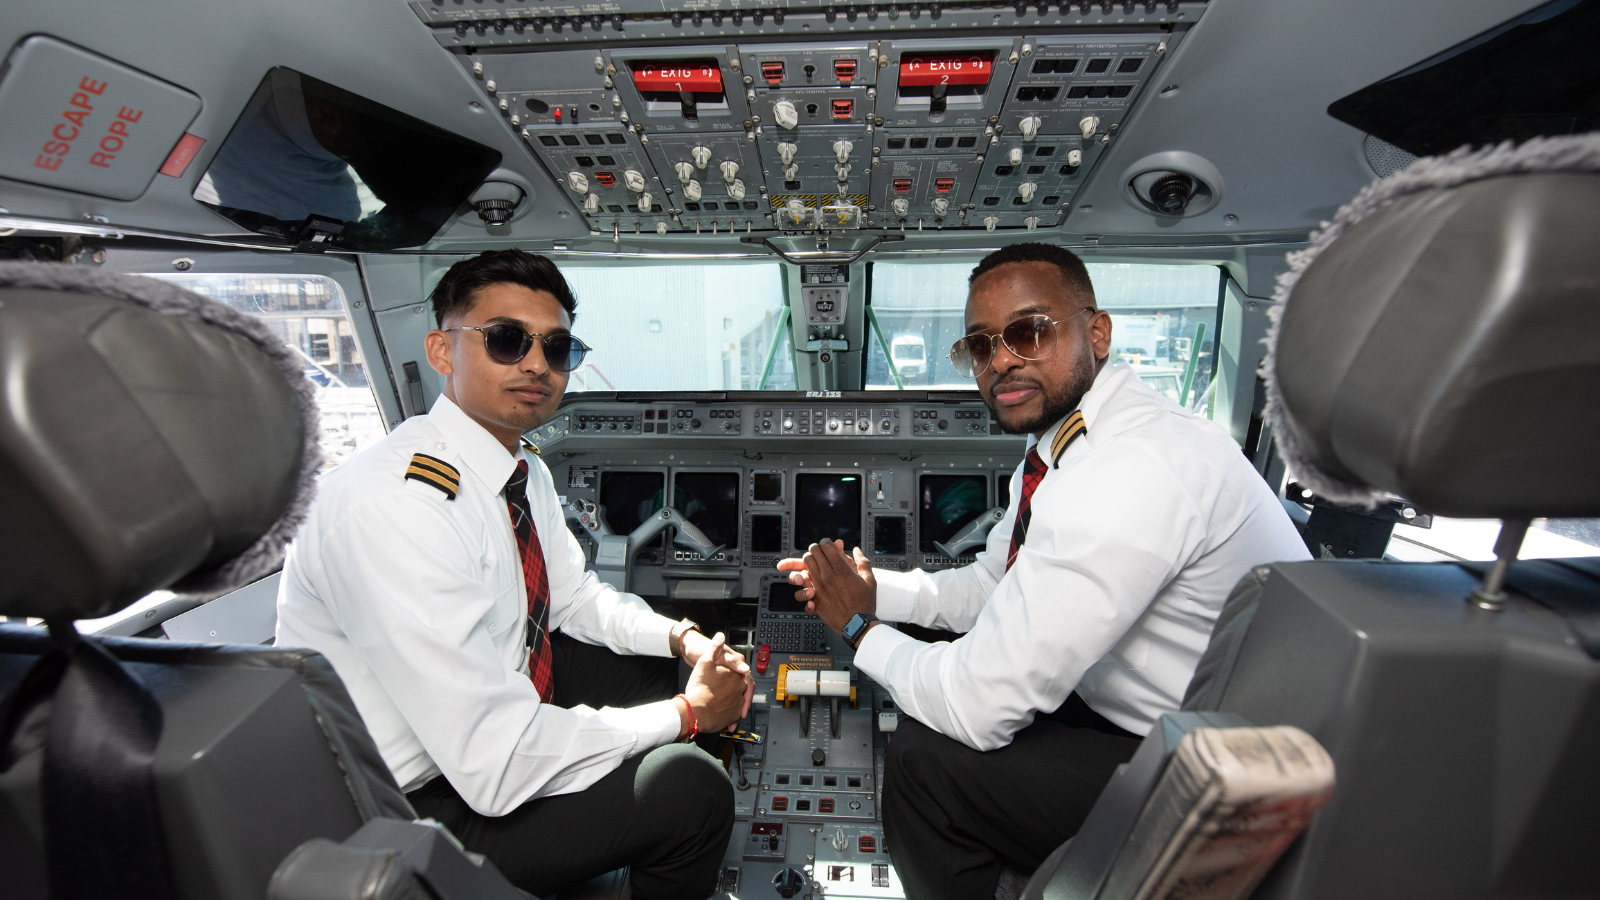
[[448, 6, 1194, 236]]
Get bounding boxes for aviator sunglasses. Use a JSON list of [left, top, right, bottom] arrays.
[[446, 324, 592, 373], [948, 308, 1097, 378]]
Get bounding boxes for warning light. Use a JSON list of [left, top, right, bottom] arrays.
[[898, 54, 993, 87]]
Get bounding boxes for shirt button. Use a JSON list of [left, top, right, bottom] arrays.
[[488, 623, 498, 633], [436, 442, 447, 451]]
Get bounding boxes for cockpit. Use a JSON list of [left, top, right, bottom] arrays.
[[3, 1, 1599, 899]]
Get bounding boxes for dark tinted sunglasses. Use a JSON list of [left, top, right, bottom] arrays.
[[447, 324, 591, 372], [948, 308, 1096, 378]]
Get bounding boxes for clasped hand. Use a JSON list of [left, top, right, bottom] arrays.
[[680, 632, 754, 737], [775, 539, 878, 635]]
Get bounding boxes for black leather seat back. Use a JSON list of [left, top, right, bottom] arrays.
[[0, 264, 412, 900], [1266, 167, 1600, 518], [0, 268, 314, 618]]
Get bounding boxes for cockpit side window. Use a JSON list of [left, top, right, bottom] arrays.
[[140, 272, 386, 471]]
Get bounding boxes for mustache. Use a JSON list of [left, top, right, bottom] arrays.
[[503, 375, 556, 392], [990, 377, 1041, 393]]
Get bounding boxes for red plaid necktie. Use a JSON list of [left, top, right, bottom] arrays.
[[1006, 446, 1049, 571], [504, 461, 554, 701]]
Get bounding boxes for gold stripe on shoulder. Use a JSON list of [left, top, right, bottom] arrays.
[[405, 465, 459, 500], [1051, 411, 1087, 468], [409, 453, 460, 486], [520, 437, 541, 457]]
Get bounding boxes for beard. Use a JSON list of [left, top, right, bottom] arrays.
[[985, 346, 1098, 435]]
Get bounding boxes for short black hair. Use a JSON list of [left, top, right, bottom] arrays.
[[429, 249, 579, 329], [969, 242, 1096, 305]]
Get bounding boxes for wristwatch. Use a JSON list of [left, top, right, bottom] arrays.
[[668, 618, 702, 659], [841, 613, 879, 650]]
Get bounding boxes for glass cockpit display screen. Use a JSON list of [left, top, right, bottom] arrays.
[[599, 471, 665, 536], [919, 475, 989, 553], [673, 472, 741, 550], [193, 67, 502, 251], [767, 581, 806, 613], [794, 474, 862, 550]]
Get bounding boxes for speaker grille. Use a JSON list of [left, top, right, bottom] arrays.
[[1363, 134, 1418, 178]]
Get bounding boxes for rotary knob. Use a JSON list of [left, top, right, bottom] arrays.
[[1019, 115, 1042, 141], [857, 419, 870, 432], [623, 169, 647, 192], [778, 141, 798, 164], [833, 140, 853, 163], [719, 160, 740, 182], [583, 193, 600, 214], [690, 145, 713, 168], [931, 197, 950, 216], [638, 192, 653, 213], [984, 216, 999, 231], [728, 179, 746, 201], [685, 179, 703, 201], [1079, 115, 1100, 139], [1008, 147, 1023, 166], [827, 417, 841, 432], [1018, 182, 1038, 202], [1066, 148, 1083, 168], [773, 99, 800, 129], [674, 161, 695, 184], [891, 197, 909, 217], [566, 171, 589, 193]]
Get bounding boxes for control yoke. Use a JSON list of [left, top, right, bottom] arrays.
[[567, 502, 724, 591], [934, 506, 1007, 560]]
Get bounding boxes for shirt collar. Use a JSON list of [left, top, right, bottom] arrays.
[[1032, 362, 1135, 460], [428, 393, 523, 492]]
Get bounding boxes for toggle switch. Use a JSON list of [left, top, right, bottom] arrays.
[[685, 179, 703, 201], [728, 179, 746, 201]]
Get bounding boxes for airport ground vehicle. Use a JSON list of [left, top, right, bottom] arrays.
[[2, 1, 1599, 899]]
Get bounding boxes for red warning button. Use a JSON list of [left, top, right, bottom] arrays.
[[631, 61, 723, 93], [158, 133, 205, 178], [898, 54, 993, 87]]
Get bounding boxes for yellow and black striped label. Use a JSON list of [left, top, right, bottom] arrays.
[[405, 453, 461, 500], [1050, 411, 1087, 468]]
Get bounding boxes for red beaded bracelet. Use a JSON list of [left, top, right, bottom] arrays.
[[675, 693, 699, 741]]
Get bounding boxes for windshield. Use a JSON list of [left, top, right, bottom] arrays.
[[866, 261, 1222, 406], [561, 262, 794, 391]]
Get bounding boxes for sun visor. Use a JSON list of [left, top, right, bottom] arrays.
[[0, 35, 202, 201], [191, 67, 503, 251]]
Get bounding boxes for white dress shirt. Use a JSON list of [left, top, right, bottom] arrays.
[[275, 394, 682, 816], [855, 363, 1310, 749]]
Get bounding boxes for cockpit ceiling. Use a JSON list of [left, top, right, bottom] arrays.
[[0, 0, 1559, 254]]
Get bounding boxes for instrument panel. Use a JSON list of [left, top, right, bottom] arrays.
[[539, 393, 1024, 599]]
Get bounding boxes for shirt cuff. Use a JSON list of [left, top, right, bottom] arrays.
[[639, 611, 677, 658], [627, 698, 685, 751], [851, 622, 918, 688], [873, 569, 920, 623]]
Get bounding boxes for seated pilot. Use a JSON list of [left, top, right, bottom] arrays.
[[781, 243, 1310, 900], [276, 249, 752, 899]]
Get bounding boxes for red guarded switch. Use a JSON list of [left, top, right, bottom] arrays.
[[756, 644, 771, 675], [631, 61, 724, 92], [898, 54, 993, 87]]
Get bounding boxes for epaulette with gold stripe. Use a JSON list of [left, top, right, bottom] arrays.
[[1050, 411, 1087, 468], [519, 437, 541, 456], [405, 453, 461, 500]]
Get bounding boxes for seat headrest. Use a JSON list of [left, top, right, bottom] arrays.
[[0, 263, 321, 620], [1263, 134, 1600, 519]]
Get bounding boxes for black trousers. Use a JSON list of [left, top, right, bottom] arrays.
[[882, 693, 1142, 900], [407, 633, 734, 900]]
